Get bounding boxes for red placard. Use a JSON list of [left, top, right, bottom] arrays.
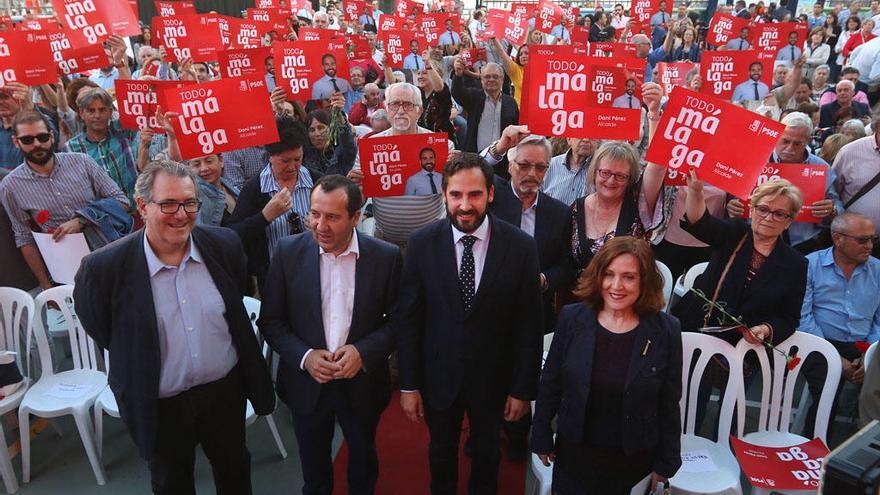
[[274, 40, 351, 101], [226, 18, 268, 49], [522, 45, 644, 139], [645, 86, 785, 199], [378, 14, 412, 31], [571, 24, 590, 52], [460, 47, 487, 68], [417, 12, 457, 46], [345, 0, 369, 23], [589, 42, 638, 57], [535, 0, 564, 33], [162, 77, 279, 159], [511, 2, 538, 20], [152, 16, 221, 63], [633, 0, 671, 27], [37, 28, 108, 75], [700, 50, 774, 101], [731, 436, 827, 491], [51, 0, 140, 47], [115, 79, 197, 132], [258, 0, 278, 8], [0, 30, 56, 86], [217, 46, 272, 79], [247, 8, 288, 33], [707, 12, 752, 46], [155, 1, 196, 17], [359, 133, 449, 198], [741, 163, 828, 222], [16, 17, 58, 31], [347, 34, 372, 60], [298, 27, 334, 41], [396, 0, 425, 18], [484, 9, 528, 46], [657, 61, 697, 95], [753, 23, 808, 57], [379, 29, 419, 68]]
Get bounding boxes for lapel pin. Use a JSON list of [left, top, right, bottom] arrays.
[[642, 339, 652, 356]]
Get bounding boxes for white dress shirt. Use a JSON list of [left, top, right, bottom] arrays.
[[300, 231, 359, 369], [513, 181, 538, 237], [452, 216, 491, 292]]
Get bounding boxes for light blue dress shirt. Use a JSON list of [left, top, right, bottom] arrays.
[[800, 247, 880, 343], [144, 235, 238, 398]]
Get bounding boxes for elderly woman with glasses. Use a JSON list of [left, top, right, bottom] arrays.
[[672, 170, 808, 347], [569, 83, 667, 273]]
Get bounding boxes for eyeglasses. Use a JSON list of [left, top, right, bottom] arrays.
[[152, 200, 201, 214], [481, 74, 503, 80], [16, 133, 51, 145], [836, 232, 879, 244], [515, 162, 549, 174], [287, 211, 304, 235], [752, 204, 793, 222], [596, 169, 631, 182], [386, 101, 418, 112]]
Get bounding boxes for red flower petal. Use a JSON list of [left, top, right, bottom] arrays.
[[855, 341, 871, 353], [787, 356, 801, 371], [35, 210, 49, 225]]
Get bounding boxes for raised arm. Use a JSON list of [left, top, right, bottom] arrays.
[[640, 82, 666, 216], [491, 36, 514, 74], [776, 55, 805, 105]]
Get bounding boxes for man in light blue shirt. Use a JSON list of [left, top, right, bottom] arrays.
[[808, 2, 827, 31], [404, 147, 442, 195], [543, 137, 598, 206], [402, 40, 425, 70], [732, 61, 770, 101], [725, 27, 752, 50], [799, 212, 880, 437], [776, 31, 803, 62], [549, 22, 571, 42]]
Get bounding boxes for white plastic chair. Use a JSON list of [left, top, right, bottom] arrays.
[[866, 341, 878, 370], [735, 332, 841, 495], [0, 288, 35, 494], [20, 286, 107, 485], [93, 349, 119, 461], [673, 261, 709, 298], [242, 297, 287, 459], [655, 260, 674, 311], [669, 333, 743, 495]]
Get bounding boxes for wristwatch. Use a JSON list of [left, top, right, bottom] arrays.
[[488, 141, 503, 161]]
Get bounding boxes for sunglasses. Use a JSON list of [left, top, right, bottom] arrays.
[[16, 133, 52, 145]]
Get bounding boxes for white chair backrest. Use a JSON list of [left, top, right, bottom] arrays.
[[655, 260, 673, 310], [33, 286, 101, 377], [866, 341, 878, 370], [242, 296, 273, 364], [734, 331, 842, 444], [681, 262, 709, 295], [0, 288, 33, 375], [681, 333, 742, 438], [542, 332, 554, 353]]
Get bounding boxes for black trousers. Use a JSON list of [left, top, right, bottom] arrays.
[[424, 391, 505, 495], [652, 239, 713, 281], [149, 371, 251, 495], [291, 381, 384, 495]]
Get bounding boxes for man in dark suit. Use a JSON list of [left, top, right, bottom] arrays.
[[396, 152, 543, 494], [259, 175, 402, 495], [74, 161, 275, 494], [451, 61, 519, 155], [818, 79, 872, 128], [486, 134, 575, 461]]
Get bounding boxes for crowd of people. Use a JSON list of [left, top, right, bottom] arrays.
[[2, 0, 880, 493]]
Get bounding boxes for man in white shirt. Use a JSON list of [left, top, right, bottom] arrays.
[[405, 148, 443, 195], [611, 79, 642, 108], [610, 3, 630, 30], [260, 175, 402, 495]]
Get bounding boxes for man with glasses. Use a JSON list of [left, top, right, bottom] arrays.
[[74, 160, 275, 494], [0, 83, 59, 171], [833, 110, 880, 258], [727, 112, 842, 254], [0, 110, 128, 290], [452, 61, 519, 154], [485, 132, 575, 461], [630, 33, 667, 82], [799, 212, 880, 438]]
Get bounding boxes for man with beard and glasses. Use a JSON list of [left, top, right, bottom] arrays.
[[0, 111, 129, 289], [396, 152, 543, 494], [486, 133, 575, 461], [347, 83, 455, 245], [312, 54, 352, 101], [404, 147, 442, 195]]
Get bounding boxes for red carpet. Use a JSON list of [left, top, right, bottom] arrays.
[[332, 391, 528, 494]]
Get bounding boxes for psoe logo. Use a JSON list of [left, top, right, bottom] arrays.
[[748, 119, 761, 133]]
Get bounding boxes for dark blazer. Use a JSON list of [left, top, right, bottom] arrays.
[[672, 210, 808, 345], [489, 176, 575, 331], [451, 74, 519, 153], [396, 215, 544, 409], [258, 231, 402, 415], [73, 227, 275, 460], [531, 303, 683, 478], [227, 169, 322, 290], [818, 100, 871, 129]]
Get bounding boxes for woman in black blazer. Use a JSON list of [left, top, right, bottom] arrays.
[[532, 237, 683, 494], [672, 171, 808, 347]]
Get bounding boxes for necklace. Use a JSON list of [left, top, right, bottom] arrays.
[[587, 195, 620, 239]]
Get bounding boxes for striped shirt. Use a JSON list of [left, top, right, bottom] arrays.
[[353, 126, 449, 244], [833, 134, 880, 234], [222, 147, 269, 189], [63, 122, 139, 206], [259, 164, 313, 258], [543, 151, 592, 207], [0, 153, 128, 247]]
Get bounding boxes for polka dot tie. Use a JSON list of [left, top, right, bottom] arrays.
[[459, 235, 477, 313]]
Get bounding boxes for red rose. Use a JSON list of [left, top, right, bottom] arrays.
[[855, 341, 871, 354], [35, 210, 49, 225], [787, 355, 801, 371]]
